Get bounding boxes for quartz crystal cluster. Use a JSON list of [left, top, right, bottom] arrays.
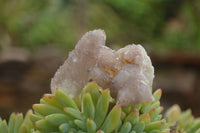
[[51, 30, 155, 106]]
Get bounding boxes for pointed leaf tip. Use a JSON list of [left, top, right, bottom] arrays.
[[116, 104, 121, 109], [132, 109, 139, 113]]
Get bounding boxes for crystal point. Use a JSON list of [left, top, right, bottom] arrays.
[[51, 29, 155, 106], [51, 30, 106, 97]]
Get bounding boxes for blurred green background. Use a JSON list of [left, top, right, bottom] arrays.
[[1, 0, 200, 53], [0, 0, 200, 119]]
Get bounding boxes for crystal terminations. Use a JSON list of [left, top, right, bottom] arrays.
[[51, 30, 154, 106]]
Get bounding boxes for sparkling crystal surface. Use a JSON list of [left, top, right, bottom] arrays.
[[51, 29, 155, 106]]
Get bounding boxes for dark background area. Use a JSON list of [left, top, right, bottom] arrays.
[[0, 0, 200, 119]]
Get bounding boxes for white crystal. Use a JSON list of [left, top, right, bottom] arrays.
[[88, 67, 112, 89], [98, 45, 122, 70], [51, 30, 106, 97], [117, 44, 154, 86], [51, 29, 155, 106], [112, 64, 154, 106]]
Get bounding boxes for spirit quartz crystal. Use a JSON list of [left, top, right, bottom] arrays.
[[51, 30, 155, 106]]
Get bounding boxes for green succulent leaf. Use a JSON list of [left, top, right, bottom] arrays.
[[1, 82, 173, 133], [100, 104, 121, 133], [95, 89, 110, 128], [0, 120, 8, 133], [29, 82, 171, 133], [165, 105, 200, 133], [55, 89, 79, 110], [82, 93, 95, 119], [0, 110, 36, 133]]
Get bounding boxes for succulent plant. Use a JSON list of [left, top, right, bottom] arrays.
[[30, 82, 169, 133], [165, 105, 200, 133], [1, 29, 199, 133], [0, 110, 35, 133], [117, 88, 169, 133]]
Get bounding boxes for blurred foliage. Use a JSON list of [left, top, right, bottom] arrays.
[[0, 0, 200, 53], [0, 0, 76, 51], [165, 105, 200, 133]]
